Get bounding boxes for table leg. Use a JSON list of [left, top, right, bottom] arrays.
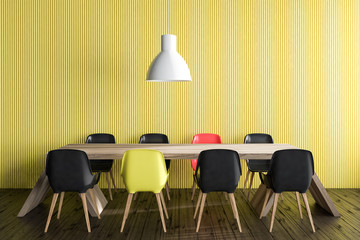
[[308, 173, 340, 217], [86, 185, 108, 217], [250, 172, 340, 217], [18, 169, 108, 217], [250, 183, 274, 217], [18, 169, 50, 217]]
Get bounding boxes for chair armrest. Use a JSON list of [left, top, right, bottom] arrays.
[[94, 172, 101, 185], [259, 172, 267, 185], [194, 161, 200, 184], [260, 172, 273, 190]]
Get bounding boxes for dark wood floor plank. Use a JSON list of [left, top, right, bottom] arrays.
[[163, 188, 180, 238], [205, 192, 236, 239], [282, 191, 359, 240], [0, 189, 46, 238], [317, 190, 360, 239], [284, 192, 338, 240], [329, 189, 360, 219], [87, 190, 127, 240], [231, 191, 268, 239], [273, 192, 324, 239], [216, 192, 247, 239], [2, 189, 360, 240], [122, 191, 153, 239], [234, 191, 274, 240], [140, 192, 164, 239], [178, 189, 202, 239]]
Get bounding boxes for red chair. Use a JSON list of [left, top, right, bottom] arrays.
[[190, 133, 222, 200]]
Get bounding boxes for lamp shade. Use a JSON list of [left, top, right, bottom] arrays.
[[146, 34, 191, 82]]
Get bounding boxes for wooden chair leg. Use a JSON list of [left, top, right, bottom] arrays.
[[196, 193, 207, 232], [269, 193, 280, 232], [155, 193, 167, 232], [191, 179, 197, 201], [229, 193, 242, 232], [260, 188, 271, 219], [165, 182, 171, 200], [302, 193, 316, 233], [243, 170, 250, 192], [296, 192, 303, 219], [57, 192, 64, 219], [133, 192, 138, 201], [120, 193, 133, 232], [44, 193, 59, 233], [160, 191, 169, 219], [229, 193, 236, 216], [247, 172, 255, 200], [89, 188, 101, 219], [105, 172, 113, 201], [194, 191, 203, 219], [109, 170, 117, 192], [80, 193, 91, 233]]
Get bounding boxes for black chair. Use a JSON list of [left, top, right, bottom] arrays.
[[260, 149, 315, 233], [243, 133, 274, 200], [193, 149, 242, 233], [45, 149, 101, 233], [86, 133, 117, 200], [139, 133, 171, 200]]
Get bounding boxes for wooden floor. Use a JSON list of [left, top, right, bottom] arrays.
[[1, 189, 359, 240]]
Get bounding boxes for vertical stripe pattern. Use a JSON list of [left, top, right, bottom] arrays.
[[1, 0, 359, 188]]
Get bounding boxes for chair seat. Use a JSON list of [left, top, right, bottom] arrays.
[[247, 160, 270, 172], [260, 172, 272, 188], [90, 160, 113, 172]]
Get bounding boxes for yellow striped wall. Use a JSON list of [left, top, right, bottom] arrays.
[[1, 0, 359, 189]]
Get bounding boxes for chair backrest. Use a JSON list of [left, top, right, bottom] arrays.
[[244, 133, 273, 167], [244, 133, 273, 144], [139, 133, 169, 144], [196, 149, 241, 193], [139, 133, 170, 170], [86, 133, 116, 171], [192, 133, 222, 144], [191, 133, 222, 171], [121, 149, 168, 193], [269, 149, 314, 193], [86, 133, 116, 144], [46, 149, 94, 193]]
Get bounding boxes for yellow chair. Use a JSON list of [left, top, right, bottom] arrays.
[[120, 149, 169, 232]]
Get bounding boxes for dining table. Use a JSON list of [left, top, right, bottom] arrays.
[[18, 143, 340, 218]]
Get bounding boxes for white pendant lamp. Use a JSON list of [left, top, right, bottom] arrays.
[[146, 1, 191, 82]]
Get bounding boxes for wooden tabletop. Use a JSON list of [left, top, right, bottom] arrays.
[[60, 143, 298, 159]]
